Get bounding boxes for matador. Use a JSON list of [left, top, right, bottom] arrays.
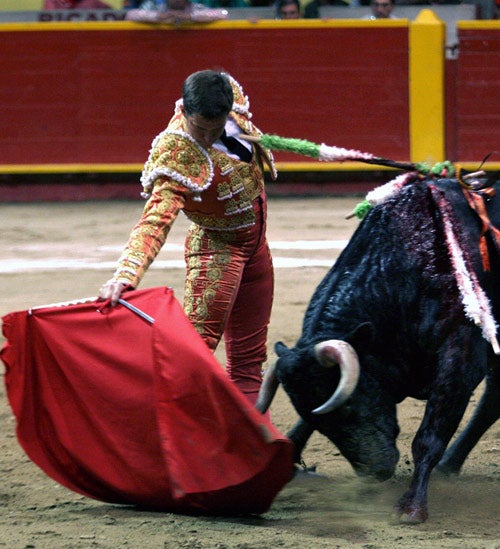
[[99, 70, 277, 404]]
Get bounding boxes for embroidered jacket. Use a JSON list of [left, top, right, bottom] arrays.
[[111, 75, 276, 287]]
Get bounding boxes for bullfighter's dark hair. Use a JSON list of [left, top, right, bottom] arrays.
[[182, 70, 233, 120]]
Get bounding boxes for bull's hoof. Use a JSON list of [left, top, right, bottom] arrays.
[[392, 504, 428, 524], [399, 508, 428, 524], [435, 460, 461, 477]]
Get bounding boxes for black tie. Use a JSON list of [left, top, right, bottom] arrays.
[[220, 131, 253, 163]]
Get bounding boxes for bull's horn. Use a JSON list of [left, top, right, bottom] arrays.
[[312, 340, 360, 415], [254, 361, 279, 414]]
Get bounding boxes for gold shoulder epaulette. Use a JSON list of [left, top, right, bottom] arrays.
[[140, 130, 214, 199]]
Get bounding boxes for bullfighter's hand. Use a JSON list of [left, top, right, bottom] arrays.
[[98, 280, 129, 306]]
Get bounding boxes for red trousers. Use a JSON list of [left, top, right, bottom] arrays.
[[183, 195, 274, 403]]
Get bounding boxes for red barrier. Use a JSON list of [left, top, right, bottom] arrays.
[[0, 23, 410, 166], [454, 26, 500, 162]]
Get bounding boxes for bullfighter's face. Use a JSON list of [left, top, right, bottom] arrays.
[[183, 111, 227, 150]]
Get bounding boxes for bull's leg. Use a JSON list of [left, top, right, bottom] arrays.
[[286, 418, 315, 465], [437, 367, 500, 475], [394, 385, 472, 524]]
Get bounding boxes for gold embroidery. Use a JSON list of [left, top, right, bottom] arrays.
[[189, 232, 203, 253], [143, 133, 212, 192], [228, 170, 244, 195], [225, 199, 240, 216], [184, 227, 233, 337], [113, 181, 186, 285], [217, 181, 232, 200], [184, 209, 256, 230]]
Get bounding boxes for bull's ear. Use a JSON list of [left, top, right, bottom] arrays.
[[345, 322, 374, 348], [275, 341, 289, 356]]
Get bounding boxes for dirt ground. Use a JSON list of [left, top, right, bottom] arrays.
[[0, 196, 498, 548]]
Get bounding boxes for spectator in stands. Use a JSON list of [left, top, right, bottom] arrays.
[[43, 0, 113, 7], [247, 0, 274, 5], [303, 0, 349, 19], [196, 0, 249, 7], [363, 0, 396, 19], [126, 0, 228, 21], [276, 0, 301, 17]]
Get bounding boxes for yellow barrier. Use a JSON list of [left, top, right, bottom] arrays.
[[409, 9, 446, 165]]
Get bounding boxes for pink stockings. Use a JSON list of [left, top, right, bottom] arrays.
[[183, 196, 273, 403]]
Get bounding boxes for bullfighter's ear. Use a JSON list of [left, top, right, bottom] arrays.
[[345, 322, 374, 348]]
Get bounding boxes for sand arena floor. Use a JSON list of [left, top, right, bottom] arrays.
[[0, 196, 498, 548]]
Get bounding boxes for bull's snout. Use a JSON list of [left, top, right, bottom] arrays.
[[358, 463, 395, 482], [352, 446, 399, 481]]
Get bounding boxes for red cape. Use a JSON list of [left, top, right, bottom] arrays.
[[1, 287, 293, 514]]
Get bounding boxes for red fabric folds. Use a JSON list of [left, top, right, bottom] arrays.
[[1, 287, 293, 514]]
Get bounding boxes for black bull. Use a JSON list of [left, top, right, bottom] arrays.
[[257, 177, 499, 524]]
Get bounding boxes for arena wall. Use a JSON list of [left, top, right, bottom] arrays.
[[0, 15, 498, 201]]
